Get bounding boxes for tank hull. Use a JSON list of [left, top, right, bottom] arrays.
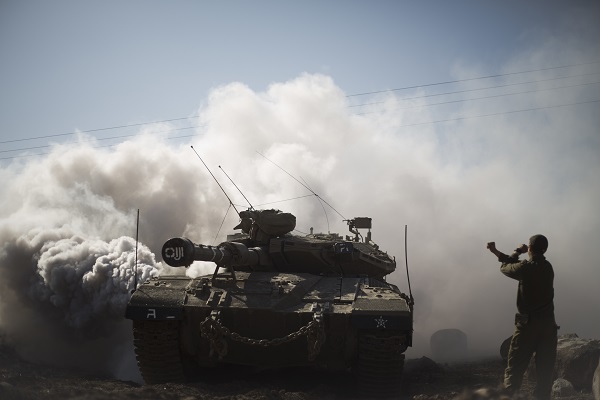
[[126, 272, 412, 394]]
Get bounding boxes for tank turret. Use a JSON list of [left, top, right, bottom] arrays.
[[162, 210, 396, 279], [126, 208, 413, 397]]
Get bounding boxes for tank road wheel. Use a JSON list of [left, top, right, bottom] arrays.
[[356, 331, 405, 398], [133, 320, 186, 384]]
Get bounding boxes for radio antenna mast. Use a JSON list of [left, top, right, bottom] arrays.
[[219, 165, 254, 210], [191, 146, 240, 217], [133, 208, 139, 293], [405, 224, 414, 308], [300, 176, 330, 233], [256, 151, 345, 221]]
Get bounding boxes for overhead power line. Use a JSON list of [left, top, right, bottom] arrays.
[[3, 98, 597, 162], [0, 125, 200, 154], [355, 80, 600, 115], [0, 133, 198, 161], [0, 116, 195, 145], [1, 61, 598, 154], [395, 98, 600, 128], [345, 60, 600, 98], [350, 71, 600, 108]]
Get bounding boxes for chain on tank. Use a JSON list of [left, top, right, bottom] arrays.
[[200, 311, 325, 361]]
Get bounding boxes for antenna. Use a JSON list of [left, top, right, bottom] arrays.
[[405, 224, 414, 307], [133, 208, 139, 293], [191, 146, 240, 217], [256, 151, 346, 221], [300, 176, 330, 233], [219, 165, 254, 210], [213, 204, 232, 244]]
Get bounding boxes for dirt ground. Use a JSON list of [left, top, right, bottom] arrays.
[[0, 344, 594, 400]]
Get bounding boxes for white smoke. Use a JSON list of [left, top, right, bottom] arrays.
[[34, 233, 157, 329], [0, 9, 598, 378]]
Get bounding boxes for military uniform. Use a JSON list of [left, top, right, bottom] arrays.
[[498, 250, 557, 400]]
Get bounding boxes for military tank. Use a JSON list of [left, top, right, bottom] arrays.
[[126, 208, 414, 397]]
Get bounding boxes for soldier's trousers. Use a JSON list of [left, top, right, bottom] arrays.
[[504, 313, 558, 400]]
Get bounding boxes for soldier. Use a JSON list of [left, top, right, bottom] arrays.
[[486, 234, 557, 400]]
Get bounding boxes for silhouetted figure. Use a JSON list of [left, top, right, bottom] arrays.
[[487, 235, 557, 400]]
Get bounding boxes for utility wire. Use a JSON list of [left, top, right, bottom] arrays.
[[349, 71, 600, 108], [395, 98, 600, 129], [0, 117, 196, 145], [3, 61, 597, 147], [345, 60, 600, 98], [355, 80, 600, 115], [0, 62, 599, 160], [3, 98, 597, 161], [3, 97, 597, 162], [4, 80, 597, 157], [0, 125, 200, 154], [0, 133, 199, 161]]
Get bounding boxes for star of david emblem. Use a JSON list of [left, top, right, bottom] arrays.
[[374, 316, 387, 328]]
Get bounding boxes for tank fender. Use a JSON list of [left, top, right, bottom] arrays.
[[125, 277, 189, 321], [351, 285, 412, 331]]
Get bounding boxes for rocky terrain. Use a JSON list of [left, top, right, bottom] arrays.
[[0, 342, 596, 400]]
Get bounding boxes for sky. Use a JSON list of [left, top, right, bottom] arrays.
[[0, 0, 599, 381]]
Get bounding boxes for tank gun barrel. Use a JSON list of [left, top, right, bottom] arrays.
[[162, 237, 268, 268]]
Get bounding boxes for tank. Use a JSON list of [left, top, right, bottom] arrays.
[[125, 208, 414, 397]]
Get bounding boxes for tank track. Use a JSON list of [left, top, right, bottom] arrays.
[[133, 320, 187, 384], [356, 331, 406, 397]]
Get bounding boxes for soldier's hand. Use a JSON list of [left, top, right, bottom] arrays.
[[516, 244, 528, 254], [486, 242, 496, 252]]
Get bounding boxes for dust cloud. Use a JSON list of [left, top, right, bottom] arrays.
[[0, 13, 598, 379]]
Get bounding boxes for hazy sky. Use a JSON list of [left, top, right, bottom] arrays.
[[1, 1, 596, 146], [0, 0, 599, 379]]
